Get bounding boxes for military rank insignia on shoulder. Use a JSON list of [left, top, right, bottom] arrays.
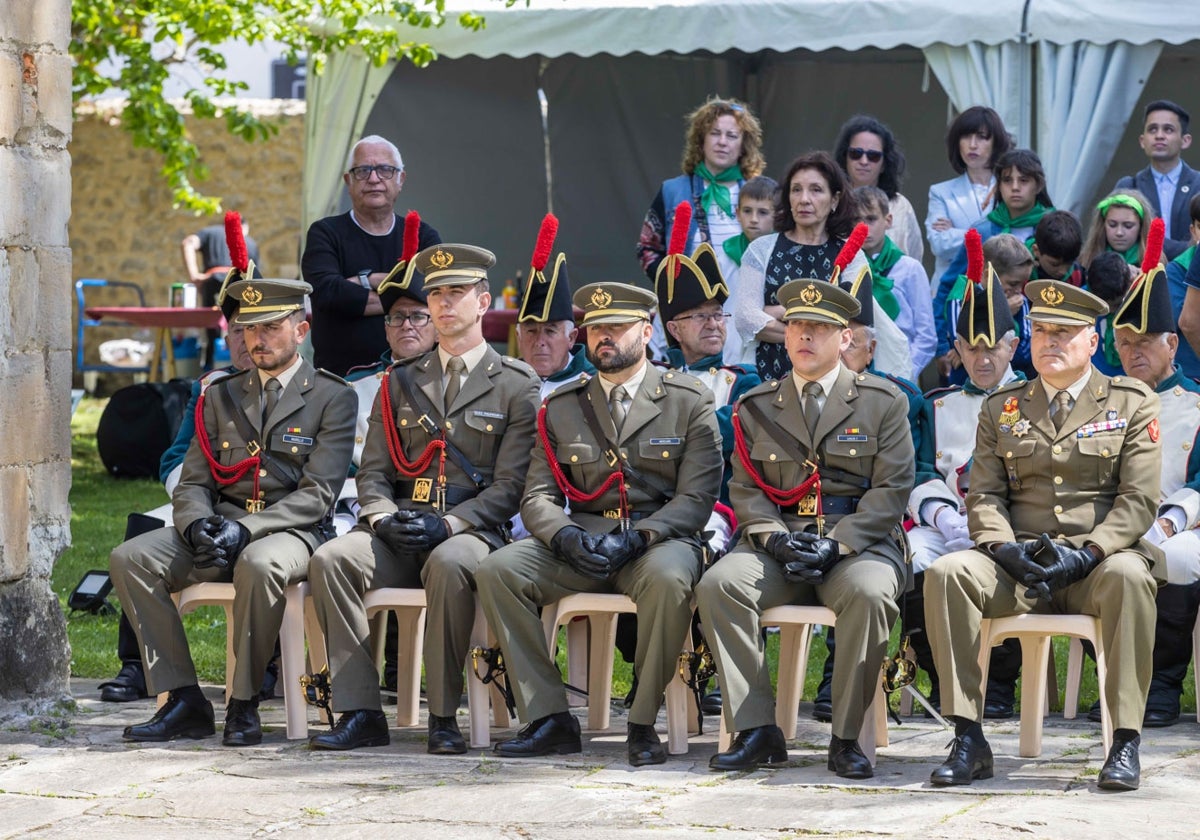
[[317, 369, 350, 386], [853, 371, 900, 395], [1108, 374, 1153, 396], [661, 370, 705, 391], [741, 379, 781, 401], [547, 375, 589, 399], [501, 355, 538, 378]]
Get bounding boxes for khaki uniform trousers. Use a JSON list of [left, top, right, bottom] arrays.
[[477, 537, 702, 726], [308, 528, 490, 715], [696, 541, 902, 741], [925, 548, 1158, 730], [109, 525, 310, 700]]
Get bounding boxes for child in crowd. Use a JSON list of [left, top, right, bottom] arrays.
[[1087, 250, 1136, 375], [1080, 189, 1156, 269], [1031, 210, 1086, 286], [854, 185, 935, 378], [719, 175, 779, 363], [982, 234, 1036, 378]]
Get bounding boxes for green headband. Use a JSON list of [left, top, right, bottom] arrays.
[[1097, 193, 1145, 218]]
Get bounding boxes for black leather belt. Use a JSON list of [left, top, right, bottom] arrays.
[[393, 480, 478, 508], [590, 509, 654, 522], [787, 495, 859, 516]]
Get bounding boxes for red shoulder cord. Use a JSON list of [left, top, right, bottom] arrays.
[[732, 408, 822, 512], [379, 368, 446, 478], [192, 388, 262, 502], [537, 402, 629, 515]]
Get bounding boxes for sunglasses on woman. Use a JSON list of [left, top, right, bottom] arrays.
[[847, 147, 883, 163]]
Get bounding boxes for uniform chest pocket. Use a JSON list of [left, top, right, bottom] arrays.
[[638, 437, 686, 463], [271, 431, 315, 459], [824, 437, 878, 460], [994, 438, 1038, 488], [750, 439, 798, 489], [464, 410, 508, 436], [557, 441, 604, 483], [1077, 433, 1122, 486]]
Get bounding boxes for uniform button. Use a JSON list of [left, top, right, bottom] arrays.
[[849, 448, 857, 456], [1053, 505, 1063, 514], [935, 399, 944, 408], [400, 418, 408, 426], [1185, 443, 1193, 451], [291, 446, 298, 453], [570, 455, 578, 463], [446, 421, 453, 430], [1101, 449, 1110, 457], [662, 451, 670, 458], [1175, 387, 1183, 396], [355, 436, 363, 444], [936, 450, 943, 459], [769, 453, 777, 461], [222, 441, 230, 449], [1006, 451, 1013, 458], [486, 424, 494, 432], [1054, 476, 1063, 485], [259, 469, 267, 478], [1053, 444, 1062, 454]]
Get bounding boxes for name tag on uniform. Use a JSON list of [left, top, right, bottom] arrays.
[[649, 437, 682, 445], [837, 434, 869, 442], [472, 410, 506, 419], [282, 434, 314, 446]]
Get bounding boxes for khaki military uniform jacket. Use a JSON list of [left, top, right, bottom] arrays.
[[522, 363, 722, 543], [356, 345, 540, 531], [730, 365, 915, 577], [173, 359, 357, 552], [968, 368, 1164, 577]]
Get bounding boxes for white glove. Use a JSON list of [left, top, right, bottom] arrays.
[[935, 507, 972, 552]]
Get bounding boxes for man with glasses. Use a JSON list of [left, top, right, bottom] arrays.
[[308, 244, 540, 755], [301, 135, 441, 376], [477, 282, 722, 766]]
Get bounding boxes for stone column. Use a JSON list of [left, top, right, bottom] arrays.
[[0, 0, 72, 702]]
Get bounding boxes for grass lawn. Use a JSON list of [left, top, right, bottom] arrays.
[[59, 396, 1190, 717]]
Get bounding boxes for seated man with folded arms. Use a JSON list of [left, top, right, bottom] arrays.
[[698, 276, 914, 780], [307, 244, 539, 754], [111, 278, 356, 746], [926, 279, 1161, 792]]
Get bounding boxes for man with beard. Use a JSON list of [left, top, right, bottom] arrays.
[[110, 278, 356, 746], [477, 282, 722, 766]]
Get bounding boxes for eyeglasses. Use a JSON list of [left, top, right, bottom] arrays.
[[672, 312, 731, 326], [384, 312, 431, 327], [348, 164, 401, 181], [847, 148, 884, 163]]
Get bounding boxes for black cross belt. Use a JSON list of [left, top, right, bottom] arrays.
[[393, 480, 478, 508]]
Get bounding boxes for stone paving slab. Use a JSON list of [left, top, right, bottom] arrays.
[[1, 681, 1199, 839]]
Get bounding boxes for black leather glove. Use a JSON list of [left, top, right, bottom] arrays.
[[390, 509, 451, 553], [991, 540, 1046, 599], [783, 533, 841, 584], [192, 515, 250, 570], [184, 517, 214, 550], [551, 526, 610, 581], [584, 530, 648, 576], [1027, 532, 1100, 599]]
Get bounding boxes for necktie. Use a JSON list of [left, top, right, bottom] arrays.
[[1052, 389, 1071, 432], [803, 381, 822, 441], [443, 356, 465, 413], [262, 377, 281, 428], [610, 385, 628, 434]]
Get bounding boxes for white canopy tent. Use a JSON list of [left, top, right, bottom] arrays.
[[304, 0, 1200, 283]]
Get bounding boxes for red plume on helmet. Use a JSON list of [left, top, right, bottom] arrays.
[[834, 223, 868, 274], [1141, 217, 1165, 275], [962, 227, 984, 303], [531, 213, 559, 275], [225, 210, 249, 274], [401, 210, 421, 265], [668, 201, 692, 278]]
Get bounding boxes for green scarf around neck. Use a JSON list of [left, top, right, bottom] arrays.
[[695, 162, 742, 217], [1111, 243, 1142, 266], [865, 236, 903, 320], [722, 232, 750, 266], [986, 201, 1051, 233]]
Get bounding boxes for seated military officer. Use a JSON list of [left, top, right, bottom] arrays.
[[697, 278, 915, 779], [477, 282, 722, 766], [110, 278, 357, 745], [1111, 226, 1200, 728], [307, 244, 539, 754], [926, 279, 1162, 791], [906, 248, 1026, 718], [515, 214, 594, 399]]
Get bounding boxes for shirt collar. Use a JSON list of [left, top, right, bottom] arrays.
[[791, 362, 843, 400], [598, 360, 648, 401], [1040, 368, 1092, 403], [257, 354, 303, 391], [1154, 160, 1184, 185], [438, 340, 489, 377]]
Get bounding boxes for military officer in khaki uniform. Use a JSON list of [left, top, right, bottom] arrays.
[[477, 282, 722, 766], [308, 244, 540, 754], [111, 278, 357, 746], [926, 280, 1162, 792], [697, 278, 915, 779]]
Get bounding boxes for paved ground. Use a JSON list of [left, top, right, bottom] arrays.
[[1, 680, 1198, 839]]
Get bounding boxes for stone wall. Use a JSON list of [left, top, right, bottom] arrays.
[[70, 100, 305, 373], [0, 0, 72, 701]]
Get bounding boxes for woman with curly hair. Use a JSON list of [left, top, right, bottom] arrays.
[[833, 114, 923, 262]]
